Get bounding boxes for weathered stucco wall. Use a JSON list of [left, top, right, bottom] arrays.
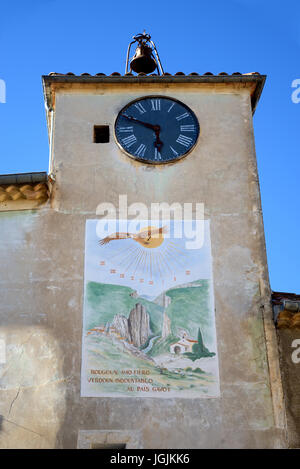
[[0, 82, 286, 448]]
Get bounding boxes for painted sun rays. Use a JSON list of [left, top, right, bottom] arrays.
[[99, 235, 188, 282]]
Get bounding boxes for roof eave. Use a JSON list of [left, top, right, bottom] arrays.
[[0, 171, 48, 185], [42, 74, 266, 117]]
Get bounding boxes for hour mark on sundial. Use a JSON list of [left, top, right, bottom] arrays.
[[150, 99, 161, 111], [122, 134, 137, 148], [180, 124, 195, 132], [176, 134, 193, 147], [135, 143, 147, 158], [176, 112, 189, 121], [134, 102, 147, 114], [119, 126, 133, 133]]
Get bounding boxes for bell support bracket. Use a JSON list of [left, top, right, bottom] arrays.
[[125, 32, 164, 76]]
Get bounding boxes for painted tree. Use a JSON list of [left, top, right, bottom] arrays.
[[185, 327, 215, 361]]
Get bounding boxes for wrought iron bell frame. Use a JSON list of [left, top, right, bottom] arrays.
[[125, 32, 164, 75]]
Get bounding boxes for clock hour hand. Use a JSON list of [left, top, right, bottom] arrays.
[[121, 113, 160, 132]]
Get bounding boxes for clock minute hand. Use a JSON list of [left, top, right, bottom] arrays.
[[122, 113, 163, 153], [122, 114, 160, 132]]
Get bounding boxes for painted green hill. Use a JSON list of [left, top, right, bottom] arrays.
[[165, 279, 214, 346], [85, 281, 164, 334]]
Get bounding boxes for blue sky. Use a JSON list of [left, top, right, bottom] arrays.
[[0, 0, 299, 293]]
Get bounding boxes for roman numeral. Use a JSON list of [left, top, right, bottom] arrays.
[[170, 146, 179, 156], [176, 134, 193, 147], [135, 143, 147, 157], [180, 124, 196, 132], [122, 134, 137, 148], [154, 148, 162, 160], [167, 102, 175, 113], [151, 99, 161, 111], [176, 112, 189, 121], [134, 102, 147, 114], [118, 126, 133, 133]]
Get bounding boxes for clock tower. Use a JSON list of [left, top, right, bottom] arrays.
[[42, 54, 285, 446], [0, 33, 286, 449]]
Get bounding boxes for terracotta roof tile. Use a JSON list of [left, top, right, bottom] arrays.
[[272, 291, 300, 328], [0, 182, 49, 202], [277, 311, 300, 329], [47, 71, 262, 78], [272, 291, 300, 304]]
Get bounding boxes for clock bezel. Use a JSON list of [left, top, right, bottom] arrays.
[[114, 95, 200, 165]]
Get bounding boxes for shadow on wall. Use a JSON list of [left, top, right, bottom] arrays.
[[0, 210, 101, 448]]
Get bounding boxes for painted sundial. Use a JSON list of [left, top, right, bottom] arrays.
[[81, 220, 219, 399]]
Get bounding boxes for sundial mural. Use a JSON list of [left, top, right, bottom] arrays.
[[81, 219, 219, 398]]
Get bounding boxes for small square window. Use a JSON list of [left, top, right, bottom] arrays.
[[94, 125, 109, 143]]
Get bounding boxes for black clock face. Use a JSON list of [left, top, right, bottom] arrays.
[[114, 96, 199, 164]]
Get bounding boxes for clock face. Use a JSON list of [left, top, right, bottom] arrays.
[[114, 96, 200, 164]]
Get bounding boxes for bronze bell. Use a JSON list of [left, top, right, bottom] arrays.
[[130, 44, 157, 74], [125, 32, 164, 75]]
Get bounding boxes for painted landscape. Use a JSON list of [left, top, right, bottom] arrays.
[[81, 279, 219, 398]]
